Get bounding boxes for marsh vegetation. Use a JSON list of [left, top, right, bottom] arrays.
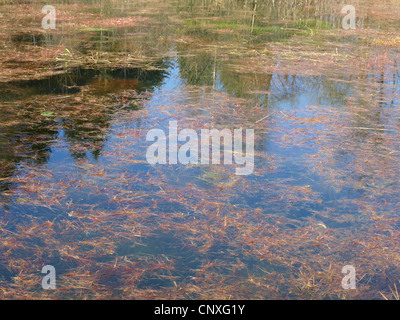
[[1, 0, 400, 299]]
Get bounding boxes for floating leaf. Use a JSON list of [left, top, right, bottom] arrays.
[[41, 111, 54, 116]]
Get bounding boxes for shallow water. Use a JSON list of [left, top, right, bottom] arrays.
[[1, 0, 400, 299]]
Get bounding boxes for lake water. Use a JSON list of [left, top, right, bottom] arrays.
[[1, 0, 400, 299]]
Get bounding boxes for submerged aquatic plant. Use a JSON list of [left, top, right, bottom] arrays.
[[1, 0, 400, 300]]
